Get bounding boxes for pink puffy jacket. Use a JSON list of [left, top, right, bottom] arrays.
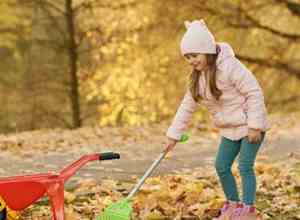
[[167, 43, 270, 141]]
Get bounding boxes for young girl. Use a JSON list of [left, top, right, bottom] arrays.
[[166, 20, 269, 220]]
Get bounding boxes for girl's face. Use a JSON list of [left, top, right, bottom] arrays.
[[184, 53, 208, 71]]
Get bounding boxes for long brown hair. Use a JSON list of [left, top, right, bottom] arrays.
[[188, 54, 222, 102]]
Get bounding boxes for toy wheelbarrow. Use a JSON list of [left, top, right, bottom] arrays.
[[0, 152, 120, 220]]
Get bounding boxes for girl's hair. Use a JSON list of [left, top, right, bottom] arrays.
[[188, 53, 222, 102]]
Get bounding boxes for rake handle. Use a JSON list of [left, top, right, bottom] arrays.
[[126, 151, 167, 200], [126, 134, 189, 200]]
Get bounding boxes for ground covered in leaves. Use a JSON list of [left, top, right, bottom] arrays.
[[15, 157, 300, 220], [1, 113, 300, 219]]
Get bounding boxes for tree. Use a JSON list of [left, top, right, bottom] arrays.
[[21, 0, 146, 128]]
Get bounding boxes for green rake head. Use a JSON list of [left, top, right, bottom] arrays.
[[97, 199, 133, 220], [96, 134, 189, 220]]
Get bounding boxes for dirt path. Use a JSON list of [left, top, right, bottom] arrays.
[[0, 118, 299, 187]]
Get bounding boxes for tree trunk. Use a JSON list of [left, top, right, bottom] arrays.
[[65, 0, 81, 128]]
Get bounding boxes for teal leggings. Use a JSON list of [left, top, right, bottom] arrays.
[[215, 134, 265, 205]]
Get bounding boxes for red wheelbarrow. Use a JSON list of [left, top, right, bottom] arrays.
[[0, 152, 120, 220]]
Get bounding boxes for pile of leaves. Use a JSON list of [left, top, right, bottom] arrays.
[[20, 158, 300, 220]]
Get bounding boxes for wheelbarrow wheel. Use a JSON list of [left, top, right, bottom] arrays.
[[0, 207, 6, 220], [0, 196, 6, 220]]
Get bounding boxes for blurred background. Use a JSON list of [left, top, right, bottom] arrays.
[[1, 0, 299, 134]]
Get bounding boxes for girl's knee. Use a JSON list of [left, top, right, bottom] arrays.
[[238, 163, 254, 176], [215, 162, 231, 176]]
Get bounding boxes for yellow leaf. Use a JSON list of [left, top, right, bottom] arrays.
[[64, 191, 76, 204]]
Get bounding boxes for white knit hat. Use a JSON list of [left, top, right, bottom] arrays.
[[180, 19, 217, 55]]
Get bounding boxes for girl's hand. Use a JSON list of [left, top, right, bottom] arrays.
[[247, 128, 262, 143], [165, 137, 178, 152]]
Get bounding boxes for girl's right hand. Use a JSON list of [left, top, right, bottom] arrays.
[[247, 128, 262, 143], [165, 137, 178, 152]]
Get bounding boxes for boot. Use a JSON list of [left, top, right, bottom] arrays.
[[213, 201, 239, 220], [231, 204, 260, 220]]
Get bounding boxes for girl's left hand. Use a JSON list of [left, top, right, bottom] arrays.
[[247, 128, 262, 144]]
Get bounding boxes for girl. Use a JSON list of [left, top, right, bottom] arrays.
[[166, 20, 269, 220]]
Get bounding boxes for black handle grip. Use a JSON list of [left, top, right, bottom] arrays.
[[99, 152, 120, 160]]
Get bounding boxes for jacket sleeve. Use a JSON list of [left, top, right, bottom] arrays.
[[229, 59, 267, 130], [166, 89, 198, 140]]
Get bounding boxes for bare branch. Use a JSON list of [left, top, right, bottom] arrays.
[[43, 0, 65, 15], [271, 95, 300, 106], [274, 0, 300, 16], [237, 54, 300, 80], [200, 2, 300, 40], [73, 0, 140, 14], [236, 3, 300, 40]]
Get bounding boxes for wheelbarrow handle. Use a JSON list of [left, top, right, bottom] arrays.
[[99, 152, 120, 160]]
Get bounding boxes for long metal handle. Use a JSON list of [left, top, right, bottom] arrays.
[[126, 150, 168, 200], [126, 134, 189, 200]]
